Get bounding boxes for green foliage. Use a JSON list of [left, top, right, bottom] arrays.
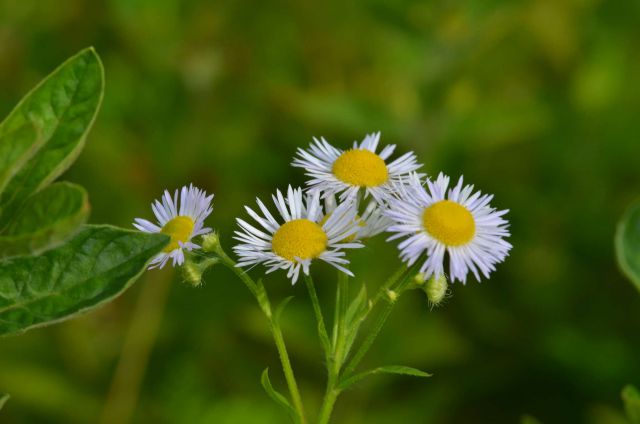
[[0, 393, 8, 411], [338, 365, 431, 391], [623, 385, 640, 424], [260, 368, 295, 419], [343, 282, 370, 355], [0, 225, 168, 336], [0, 48, 104, 258], [0, 182, 89, 258], [615, 201, 640, 293]]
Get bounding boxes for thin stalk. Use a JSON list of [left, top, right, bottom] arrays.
[[304, 275, 332, 363], [332, 271, 350, 371], [217, 251, 306, 424], [317, 271, 350, 424], [342, 266, 417, 380]]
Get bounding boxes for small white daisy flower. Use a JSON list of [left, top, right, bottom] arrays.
[[133, 184, 214, 269], [386, 173, 511, 283], [292, 132, 422, 203], [324, 194, 391, 240], [233, 186, 363, 284]]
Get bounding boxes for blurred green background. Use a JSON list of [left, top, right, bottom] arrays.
[[1, 0, 640, 422]]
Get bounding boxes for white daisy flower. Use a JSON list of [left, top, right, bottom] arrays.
[[386, 173, 511, 283], [292, 132, 422, 203], [233, 186, 363, 284], [133, 184, 214, 269], [323, 194, 391, 240]]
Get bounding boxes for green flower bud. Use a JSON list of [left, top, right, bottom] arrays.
[[424, 274, 448, 307], [201, 232, 221, 253], [182, 257, 218, 287], [413, 272, 427, 285], [386, 289, 398, 303]]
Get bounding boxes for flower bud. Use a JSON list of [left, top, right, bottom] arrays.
[[424, 274, 448, 307], [182, 257, 218, 287], [201, 232, 221, 253], [413, 272, 427, 285], [386, 289, 398, 303]]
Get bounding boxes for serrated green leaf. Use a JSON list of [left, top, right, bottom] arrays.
[[273, 296, 294, 326], [616, 201, 640, 293], [338, 365, 431, 391], [260, 368, 294, 416], [623, 385, 640, 423], [0, 47, 104, 224], [0, 393, 8, 411], [0, 225, 168, 336], [0, 182, 89, 258]]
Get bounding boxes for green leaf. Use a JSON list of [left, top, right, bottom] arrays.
[[273, 296, 294, 326], [0, 393, 8, 411], [0, 123, 42, 196], [260, 368, 294, 416], [0, 182, 89, 258], [623, 385, 640, 423], [615, 200, 640, 293], [343, 282, 371, 355], [0, 47, 104, 224], [0, 225, 168, 336], [338, 365, 431, 391]]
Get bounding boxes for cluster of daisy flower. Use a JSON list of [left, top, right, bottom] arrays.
[[134, 132, 512, 288]]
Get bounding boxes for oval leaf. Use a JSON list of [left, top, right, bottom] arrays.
[[0, 182, 89, 258], [615, 201, 640, 292], [0, 48, 104, 224], [0, 225, 168, 336], [0, 123, 42, 196], [0, 393, 8, 411], [260, 368, 294, 416], [338, 365, 431, 391]]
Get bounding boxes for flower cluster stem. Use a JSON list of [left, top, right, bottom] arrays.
[[215, 249, 307, 424]]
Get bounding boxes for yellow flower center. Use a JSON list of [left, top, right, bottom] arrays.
[[422, 200, 475, 246], [332, 149, 389, 187], [272, 219, 328, 261], [160, 216, 195, 253]]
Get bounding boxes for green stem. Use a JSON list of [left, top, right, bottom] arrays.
[[342, 266, 417, 380], [217, 251, 306, 424], [304, 275, 332, 363], [317, 383, 340, 424], [332, 271, 350, 370], [317, 271, 351, 424]]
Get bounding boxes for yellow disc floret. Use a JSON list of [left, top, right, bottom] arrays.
[[422, 200, 475, 246], [332, 149, 389, 187], [272, 219, 328, 261], [160, 216, 195, 252]]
